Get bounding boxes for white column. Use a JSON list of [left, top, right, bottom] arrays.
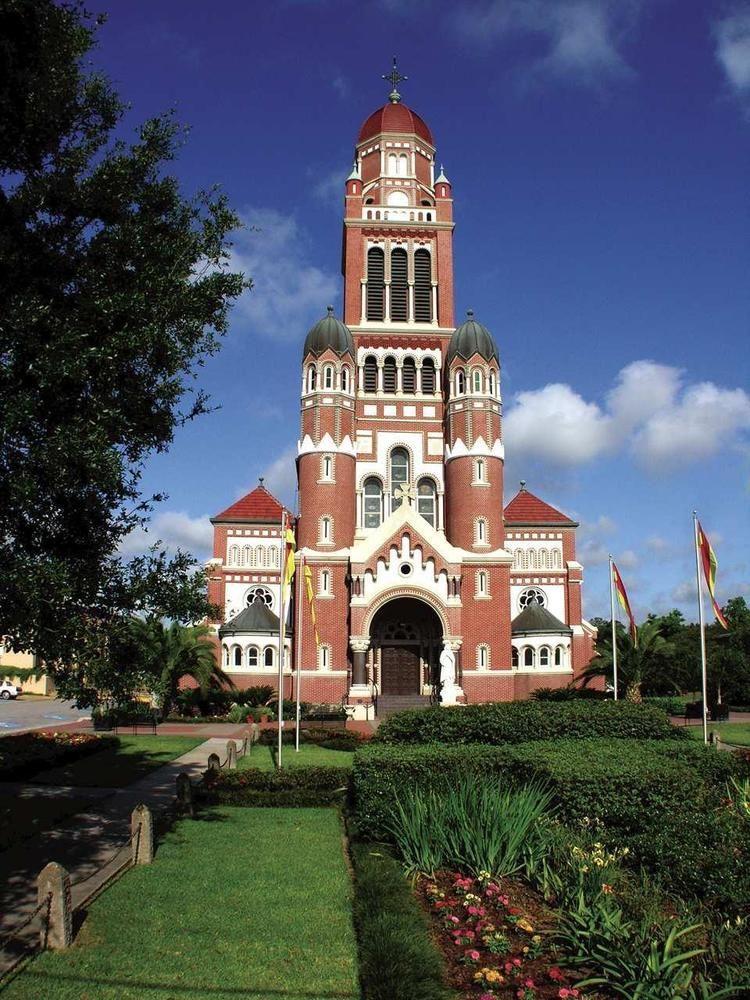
[[408, 284, 414, 323], [360, 281, 366, 324], [377, 360, 384, 393], [396, 361, 403, 394]]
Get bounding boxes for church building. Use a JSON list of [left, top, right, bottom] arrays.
[[207, 69, 597, 716]]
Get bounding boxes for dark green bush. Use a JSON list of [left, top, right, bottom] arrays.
[[531, 685, 606, 701], [351, 842, 451, 1000], [374, 700, 684, 745], [258, 726, 366, 750], [644, 695, 688, 715], [201, 764, 350, 807]]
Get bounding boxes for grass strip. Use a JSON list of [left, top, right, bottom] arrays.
[[351, 841, 453, 1000], [687, 722, 750, 747], [237, 743, 354, 772], [2, 807, 359, 1000], [30, 735, 205, 788]]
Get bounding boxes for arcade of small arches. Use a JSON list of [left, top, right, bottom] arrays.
[[361, 352, 438, 395], [226, 545, 280, 569], [222, 643, 290, 670], [303, 361, 354, 395], [512, 644, 568, 670], [451, 365, 500, 399]]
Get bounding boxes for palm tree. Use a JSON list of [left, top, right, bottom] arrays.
[[128, 617, 233, 715], [582, 619, 675, 702]]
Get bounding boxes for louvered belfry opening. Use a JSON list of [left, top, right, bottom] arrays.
[[414, 248, 432, 323], [421, 357, 436, 393], [366, 247, 385, 321], [402, 356, 416, 393], [382, 356, 397, 393], [390, 247, 408, 322], [363, 355, 377, 392]]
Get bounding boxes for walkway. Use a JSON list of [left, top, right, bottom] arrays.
[[0, 737, 233, 975]]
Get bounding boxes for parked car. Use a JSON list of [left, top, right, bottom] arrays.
[[0, 680, 21, 700]]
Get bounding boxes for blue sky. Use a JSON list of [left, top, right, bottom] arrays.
[[97, 0, 750, 621]]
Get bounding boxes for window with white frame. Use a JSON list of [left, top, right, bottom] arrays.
[[523, 647, 535, 668], [263, 646, 274, 668], [223, 645, 229, 667], [341, 366, 350, 392], [228, 544, 239, 565], [539, 646, 550, 667], [475, 518, 488, 545], [246, 586, 274, 609], [477, 644, 489, 669], [233, 646, 242, 667], [476, 570, 488, 597], [474, 458, 486, 483], [456, 369, 466, 394], [320, 569, 331, 595], [319, 516, 333, 544], [489, 371, 496, 396], [511, 646, 519, 668], [519, 587, 546, 609], [318, 644, 331, 670], [472, 368, 483, 393], [247, 646, 259, 668], [390, 448, 409, 511], [555, 646, 564, 667], [323, 365, 334, 390], [321, 454, 333, 481], [307, 365, 317, 392], [416, 478, 437, 527], [363, 478, 383, 528]]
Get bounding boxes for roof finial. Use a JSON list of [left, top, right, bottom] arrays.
[[259, 476, 265, 487], [467, 308, 474, 319], [520, 480, 527, 491], [326, 305, 334, 316], [383, 56, 407, 104]]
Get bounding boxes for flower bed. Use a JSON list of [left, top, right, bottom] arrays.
[[0, 731, 115, 779], [419, 871, 578, 1000]]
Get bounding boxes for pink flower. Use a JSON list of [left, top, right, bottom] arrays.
[[513, 958, 522, 967], [548, 967, 564, 982], [524, 980, 536, 988], [479, 994, 496, 1000], [465, 949, 481, 962], [467, 905, 487, 916], [558, 989, 580, 999]]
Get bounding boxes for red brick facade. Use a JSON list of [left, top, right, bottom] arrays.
[[208, 87, 597, 714]]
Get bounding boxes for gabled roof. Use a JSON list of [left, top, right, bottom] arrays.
[[504, 486, 577, 527], [211, 483, 289, 525], [219, 601, 280, 637], [512, 603, 572, 636]]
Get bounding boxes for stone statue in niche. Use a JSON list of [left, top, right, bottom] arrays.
[[439, 644, 459, 705]]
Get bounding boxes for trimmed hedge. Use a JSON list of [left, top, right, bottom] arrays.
[[352, 738, 745, 842], [0, 732, 116, 780], [373, 700, 685, 745], [200, 764, 350, 807], [351, 842, 451, 1000]]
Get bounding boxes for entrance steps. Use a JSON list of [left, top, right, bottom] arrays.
[[377, 694, 432, 717]]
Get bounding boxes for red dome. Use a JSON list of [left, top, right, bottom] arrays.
[[357, 101, 434, 146]]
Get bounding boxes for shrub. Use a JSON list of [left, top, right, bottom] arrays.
[[644, 695, 689, 715], [531, 686, 605, 702], [351, 842, 451, 1000], [0, 732, 115, 779], [201, 764, 350, 807], [374, 700, 684, 746], [258, 727, 366, 750]]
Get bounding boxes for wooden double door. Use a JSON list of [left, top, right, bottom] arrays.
[[380, 645, 421, 695]]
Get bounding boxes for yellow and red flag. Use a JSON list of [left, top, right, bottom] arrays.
[[283, 524, 296, 601], [303, 560, 320, 647], [697, 521, 729, 630], [612, 561, 637, 645]]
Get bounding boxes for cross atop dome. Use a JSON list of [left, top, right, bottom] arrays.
[[382, 56, 407, 103]]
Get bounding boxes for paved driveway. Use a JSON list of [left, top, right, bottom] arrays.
[[0, 697, 90, 734]]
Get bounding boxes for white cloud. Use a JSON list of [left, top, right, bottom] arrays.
[[714, 7, 750, 102], [119, 511, 213, 559], [331, 74, 349, 99], [314, 168, 349, 207], [456, 0, 640, 88], [504, 360, 750, 471], [577, 513, 617, 565], [616, 549, 639, 570], [229, 208, 338, 340]]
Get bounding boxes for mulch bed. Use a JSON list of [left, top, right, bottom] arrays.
[[416, 870, 583, 1000]]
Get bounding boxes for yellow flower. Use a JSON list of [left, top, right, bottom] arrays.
[[531, 935, 542, 944], [516, 918, 534, 933]]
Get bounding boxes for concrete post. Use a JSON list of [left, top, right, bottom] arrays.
[[131, 804, 154, 865], [176, 772, 194, 816], [226, 740, 237, 770], [37, 862, 72, 950]]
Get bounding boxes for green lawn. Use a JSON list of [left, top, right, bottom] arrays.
[[2, 807, 359, 1000], [687, 722, 750, 747], [30, 735, 205, 788], [239, 742, 355, 771]]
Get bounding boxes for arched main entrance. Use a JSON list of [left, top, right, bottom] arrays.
[[369, 597, 443, 696]]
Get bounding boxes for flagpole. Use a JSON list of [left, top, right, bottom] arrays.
[[277, 509, 286, 769], [609, 555, 618, 701], [294, 554, 304, 752], [693, 511, 709, 745]]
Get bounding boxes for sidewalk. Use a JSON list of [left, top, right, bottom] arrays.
[[0, 736, 233, 975]]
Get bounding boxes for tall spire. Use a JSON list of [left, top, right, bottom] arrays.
[[382, 56, 407, 104]]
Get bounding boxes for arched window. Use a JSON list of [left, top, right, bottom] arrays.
[[247, 646, 259, 668], [475, 518, 487, 545], [511, 647, 519, 669], [364, 355, 378, 393], [307, 365, 317, 392], [421, 357, 436, 394], [527, 549, 537, 569], [472, 368, 483, 393], [263, 647, 274, 668], [398, 153, 408, 176], [387, 189, 408, 205], [477, 571, 487, 596], [323, 365, 334, 389], [519, 587, 546, 609], [417, 478, 437, 527], [390, 248, 407, 325], [268, 546, 279, 568], [539, 646, 550, 667], [382, 355, 397, 393], [551, 549, 562, 569], [489, 371, 496, 396], [233, 646, 242, 667], [320, 569, 331, 594], [514, 548, 525, 569], [241, 545, 251, 566], [539, 548, 549, 569], [456, 369, 466, 395], [341, 367, 350, 392], [390, 449, 409, 510], [320, 516, 332, 543], [228, 545, 239, 565], [555, 646, 564, 667], [321, 454, 333, 480], [523, 647, 534, 668], [414, 248, 432, 322], [223, 645, 229, 667], [363, 477, 383, 529], [475, 458, 485, 483], [256, 546, 266, 568], [319, 644, 330, 670], [387, 153, 398, 175], [366, 247, 385, 321], [402, 356, 416, 393], [477, 645, 489, 669]]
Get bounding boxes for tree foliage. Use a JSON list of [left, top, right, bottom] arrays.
[[0, 1, 247, 675]]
